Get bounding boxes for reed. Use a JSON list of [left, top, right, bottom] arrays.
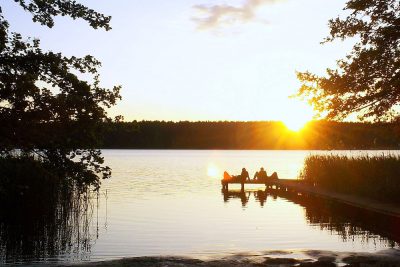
[[0, 156, 98, 263], [300, 154, 400, 203]]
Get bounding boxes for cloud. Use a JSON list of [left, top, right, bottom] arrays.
[[192, 0, 280, 30]]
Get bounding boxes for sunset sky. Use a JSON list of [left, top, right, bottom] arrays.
[[4, 0, 354, 127]]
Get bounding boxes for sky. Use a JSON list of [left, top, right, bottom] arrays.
[[3, 0, 354, 127]]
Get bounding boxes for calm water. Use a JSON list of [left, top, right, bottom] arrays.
[[2, 150, 400, 264]]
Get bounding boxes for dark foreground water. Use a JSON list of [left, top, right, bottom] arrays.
[[1, 150, 399, 265]]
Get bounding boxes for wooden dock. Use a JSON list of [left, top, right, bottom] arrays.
[[221, 178, 300, 191], [221, 178, 400, 218]]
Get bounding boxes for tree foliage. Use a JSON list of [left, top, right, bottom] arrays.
[[296, 0, 400, 121], [13, 0, 112, 30], [0, 1, 121, 190]]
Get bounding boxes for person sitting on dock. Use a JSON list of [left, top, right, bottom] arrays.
[[240, 167, 250, 182], [269, 171, 279, 180], [223, 171, 232, 180], [222, 168, 250, 182], [253, 167, 268, 181]]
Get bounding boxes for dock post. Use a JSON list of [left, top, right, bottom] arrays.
[[222, 183, 228, 190], [241, 182, 244, 192]]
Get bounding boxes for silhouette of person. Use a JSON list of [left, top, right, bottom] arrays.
[[269, 171, 279, 180], [240, 168, 250, 182], [254, 167, 268, 181]]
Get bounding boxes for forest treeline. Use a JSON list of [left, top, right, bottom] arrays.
[[101, 121, 400, 150]]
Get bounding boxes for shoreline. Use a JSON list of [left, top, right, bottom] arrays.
[[61, 249, 400, 266]]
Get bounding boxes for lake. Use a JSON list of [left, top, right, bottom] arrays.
[[1, 150, 400, 265]]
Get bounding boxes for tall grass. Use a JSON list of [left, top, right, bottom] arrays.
[[300, 154, 400, 203], [0, 156, 99, 263]]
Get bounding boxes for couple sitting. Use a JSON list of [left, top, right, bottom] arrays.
[[223, 167, 249, 182], [223, 167, 278, 182], [253, 167, 278, 181]]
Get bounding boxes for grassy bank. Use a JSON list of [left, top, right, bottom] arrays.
[[300, 154, 400, 203]]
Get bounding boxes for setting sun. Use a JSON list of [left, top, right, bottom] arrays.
[[281, 101, 313, 132], [284, 119, 309, 132]]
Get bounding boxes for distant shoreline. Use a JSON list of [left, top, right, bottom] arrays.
[[100, 121, 400, 150]]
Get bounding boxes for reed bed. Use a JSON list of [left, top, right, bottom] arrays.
[[0, 156, 98, 262], [300, 154, 400, 203]]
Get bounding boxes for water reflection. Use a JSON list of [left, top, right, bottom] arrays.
[[222, 189, 278, 207], [222, 190, 250, 207], [280, 190, 400, 246], [222, 189, 400, 247], [0, 190, 99, 264]]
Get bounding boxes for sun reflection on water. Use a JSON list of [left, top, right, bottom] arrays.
[[207, 163, 220, 178]]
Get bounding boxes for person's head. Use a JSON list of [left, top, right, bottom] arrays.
[[242, 168, 246, 171], [260, 167, 264, 171]]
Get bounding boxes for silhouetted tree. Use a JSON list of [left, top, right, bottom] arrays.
[[0, 1, 121, 190], [296, 0, 399, 121]]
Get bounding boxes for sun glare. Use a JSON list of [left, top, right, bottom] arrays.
[[282, 101, 314, 132], [207, 164, 220, 178], [284, 119, 308, 132]]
